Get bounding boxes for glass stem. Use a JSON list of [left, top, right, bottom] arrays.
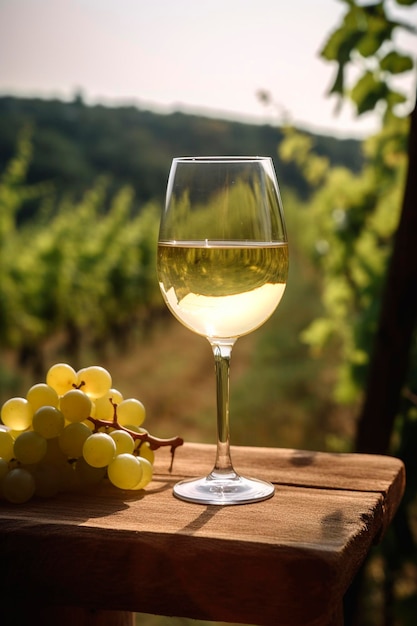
[[209, 340, 237, 477]]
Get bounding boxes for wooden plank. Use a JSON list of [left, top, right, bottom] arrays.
[[166, 443, 405, 492], [0, 444, 405, 626], [164, 444, 405, 538]]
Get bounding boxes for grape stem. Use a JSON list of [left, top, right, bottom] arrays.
[[87, 400, 184, 472]]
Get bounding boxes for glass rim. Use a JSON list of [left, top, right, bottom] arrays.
[[172, 156, 273, 163]]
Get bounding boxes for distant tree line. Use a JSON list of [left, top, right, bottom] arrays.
[[0, 95, 364, 222]]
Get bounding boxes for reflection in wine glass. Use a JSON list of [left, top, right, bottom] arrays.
[[157, 157, 288, 505]]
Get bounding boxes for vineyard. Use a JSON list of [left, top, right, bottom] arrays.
[[0, 128, 165, 386]]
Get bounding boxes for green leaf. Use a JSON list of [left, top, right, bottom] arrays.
[[361, 1, 386, 19], [394, 0, 417, 6], [321, 26, 364, 62], [350, 71, 388, 114], [356, 18, 395, 56], [380, 50, 414, 74], [385, 89, 408, 106], [321, 27, 348, 61], [328, 63, 345, 96], [357, 33, 385, 57], [300, 318, 336, 349], [343, 4, 367, 29], [384, 89, 408, 120], [321, 23, 366, 98]]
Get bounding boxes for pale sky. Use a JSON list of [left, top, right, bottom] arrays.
[[1, 0, 416, 138]]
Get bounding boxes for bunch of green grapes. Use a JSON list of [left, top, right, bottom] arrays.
[[0, 363, 157, 504]]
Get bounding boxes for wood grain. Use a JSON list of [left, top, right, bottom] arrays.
[[0, 444, 405, 626]]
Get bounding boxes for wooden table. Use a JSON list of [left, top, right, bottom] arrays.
[[0, 443, 405, 626]]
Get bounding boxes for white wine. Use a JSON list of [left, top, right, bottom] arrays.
[[158, 241, 288, 339]]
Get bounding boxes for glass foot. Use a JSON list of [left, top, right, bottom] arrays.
[[173, 472, 275, 505]]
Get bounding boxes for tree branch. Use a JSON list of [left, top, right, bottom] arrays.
[[355, 93, 417, 453]]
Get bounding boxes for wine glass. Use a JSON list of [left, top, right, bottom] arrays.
[[157, 156, 288, 505]]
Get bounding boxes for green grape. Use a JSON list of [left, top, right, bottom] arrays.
[[107, 453, 143, 490], [117, 398, 146, 427], [132, 457, 154, 490], [1, 397, 33, 431], [46, 363, 77, 396], [128, 426, 155, 463], [32, 406, 65, 439], [3, 425, 24, 439], [128, 425, 147, 434], [43, 437, 69, 467], [82, 418, 96, 431], [136, 440, 155, 464], [76, 366, 112, 399], [26, 383, 59, 411], [94, 388, 124, 420], [60, 389, 92, 423], [0, 429, 15, 461], [58, 461, 78, 493], [109, 430, 135, 455], [83, 433, 116, 468], [0, 363, 158, 500], [2, 468, 36, 504], [74, 457, 106, 488], [59, 422, 91, 458], [14, 431, 47, 465], [33, 464, 61, 498]]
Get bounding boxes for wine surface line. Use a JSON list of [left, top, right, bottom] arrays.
[[158, 240, 288, 340]]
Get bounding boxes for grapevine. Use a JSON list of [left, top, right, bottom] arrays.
[[0, 363, 184, 504]]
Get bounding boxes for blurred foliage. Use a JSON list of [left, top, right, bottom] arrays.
[[0, 94, 364, 211], [0, 92, 368, 400], [321, 0, 416, 119], [0, 129, 161, 377], [274, 1, 417, 625], [293, 116, 408, 405]]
